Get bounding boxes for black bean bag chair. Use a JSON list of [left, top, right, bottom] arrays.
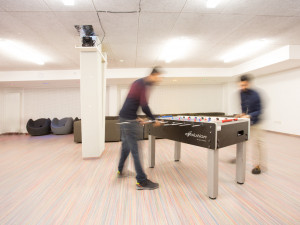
[[26, 118, 51, 136]]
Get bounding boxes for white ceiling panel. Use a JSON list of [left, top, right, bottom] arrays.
[[6, 12, 80, 65], [154, 41, 222, 68], [207, 43, 283, 67], [99, 13, 138, 44], [103, 38, 129, 67], [135, 44, 162, 67], [172, 13, 253, 45], [138, 12, 179, 44], [279, 18, 300, 45], [94, 0, 140, 12], [0, 0, 50, 11], [108, 44, 137, 68], [109, 44, 136, 59], [44, 0, 95, 11], [102, 41, 115, 60], [183, 0, 231, 13], [141, 0, 186, 12], [10, 12, 74, 48], [0, 12, 35, 40], [9, 12, 68, 35], [222, 0, 300, 16], [220, 16, 300, 45]]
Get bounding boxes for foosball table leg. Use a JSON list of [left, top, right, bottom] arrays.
[[208, 149, 219, 199], [174, 141, 181, 161], [236, 142, 246, 184], [149, 135, 156, 168]]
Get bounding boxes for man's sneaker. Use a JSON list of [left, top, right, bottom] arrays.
[[117, 170, 135, 178], [252, 166, 261, 174], [136, 179, 159, 190]]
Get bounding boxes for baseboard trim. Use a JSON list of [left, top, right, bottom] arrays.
[[0, 132, 27, 135], [83, 157, 101, 160]]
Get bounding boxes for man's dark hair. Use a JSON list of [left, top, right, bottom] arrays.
[[240, 74, 253, 82], [150, 66, 163, 75]]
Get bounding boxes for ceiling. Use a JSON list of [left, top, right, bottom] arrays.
[[0, 0, 300, 71]]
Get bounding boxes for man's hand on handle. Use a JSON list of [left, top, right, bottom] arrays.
[[136, 118, 161, 127], [153, 120, 161, 127], [235, 113, 250, 118]]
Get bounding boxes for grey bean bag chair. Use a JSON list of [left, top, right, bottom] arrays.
[[26, 118, 51, 136], [51, 117, 74, 135]]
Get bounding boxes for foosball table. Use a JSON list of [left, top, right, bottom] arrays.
[[148, 115, 250, 199]]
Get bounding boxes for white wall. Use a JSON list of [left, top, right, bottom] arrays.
[[254, 68, 300, 135], [0, 87, 81, 134], [22, 88, 81, 132], [118, 84, 224, 116], [223, 81, 241, 116], [0, 88, 23, 133]]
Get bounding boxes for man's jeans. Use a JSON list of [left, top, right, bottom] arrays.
[[118, 117, 147, 183]]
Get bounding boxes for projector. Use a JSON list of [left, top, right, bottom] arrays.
[[82, 36, 94, 47], [75, 25, 96, 47]]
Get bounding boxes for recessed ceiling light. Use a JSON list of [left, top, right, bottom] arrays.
[[223, 39, 269, 63], [0, 39, 47, 65], [159, 37, 193, 63], [62, 0, 74, 6], [206, 0, 221, 8], [120, 59, 124, 62]]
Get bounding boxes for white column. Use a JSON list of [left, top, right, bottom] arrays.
[[108, 85, 119, 116], [80, 47, 106, 158]]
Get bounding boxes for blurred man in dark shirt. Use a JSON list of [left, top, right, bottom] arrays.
[[236, 74, 267, 174], [118, 67, 162, 190]]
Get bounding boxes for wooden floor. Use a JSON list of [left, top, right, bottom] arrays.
[[0, 132, 299, 225]]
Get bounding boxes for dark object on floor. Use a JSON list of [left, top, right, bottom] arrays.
[[229, 158, 236, 164], [51, 117, 74, 135], [105, 117, 121, 142], [26, 118, 51, 136], [252, 166, 261, 174], [74, 120, 82, 143]]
